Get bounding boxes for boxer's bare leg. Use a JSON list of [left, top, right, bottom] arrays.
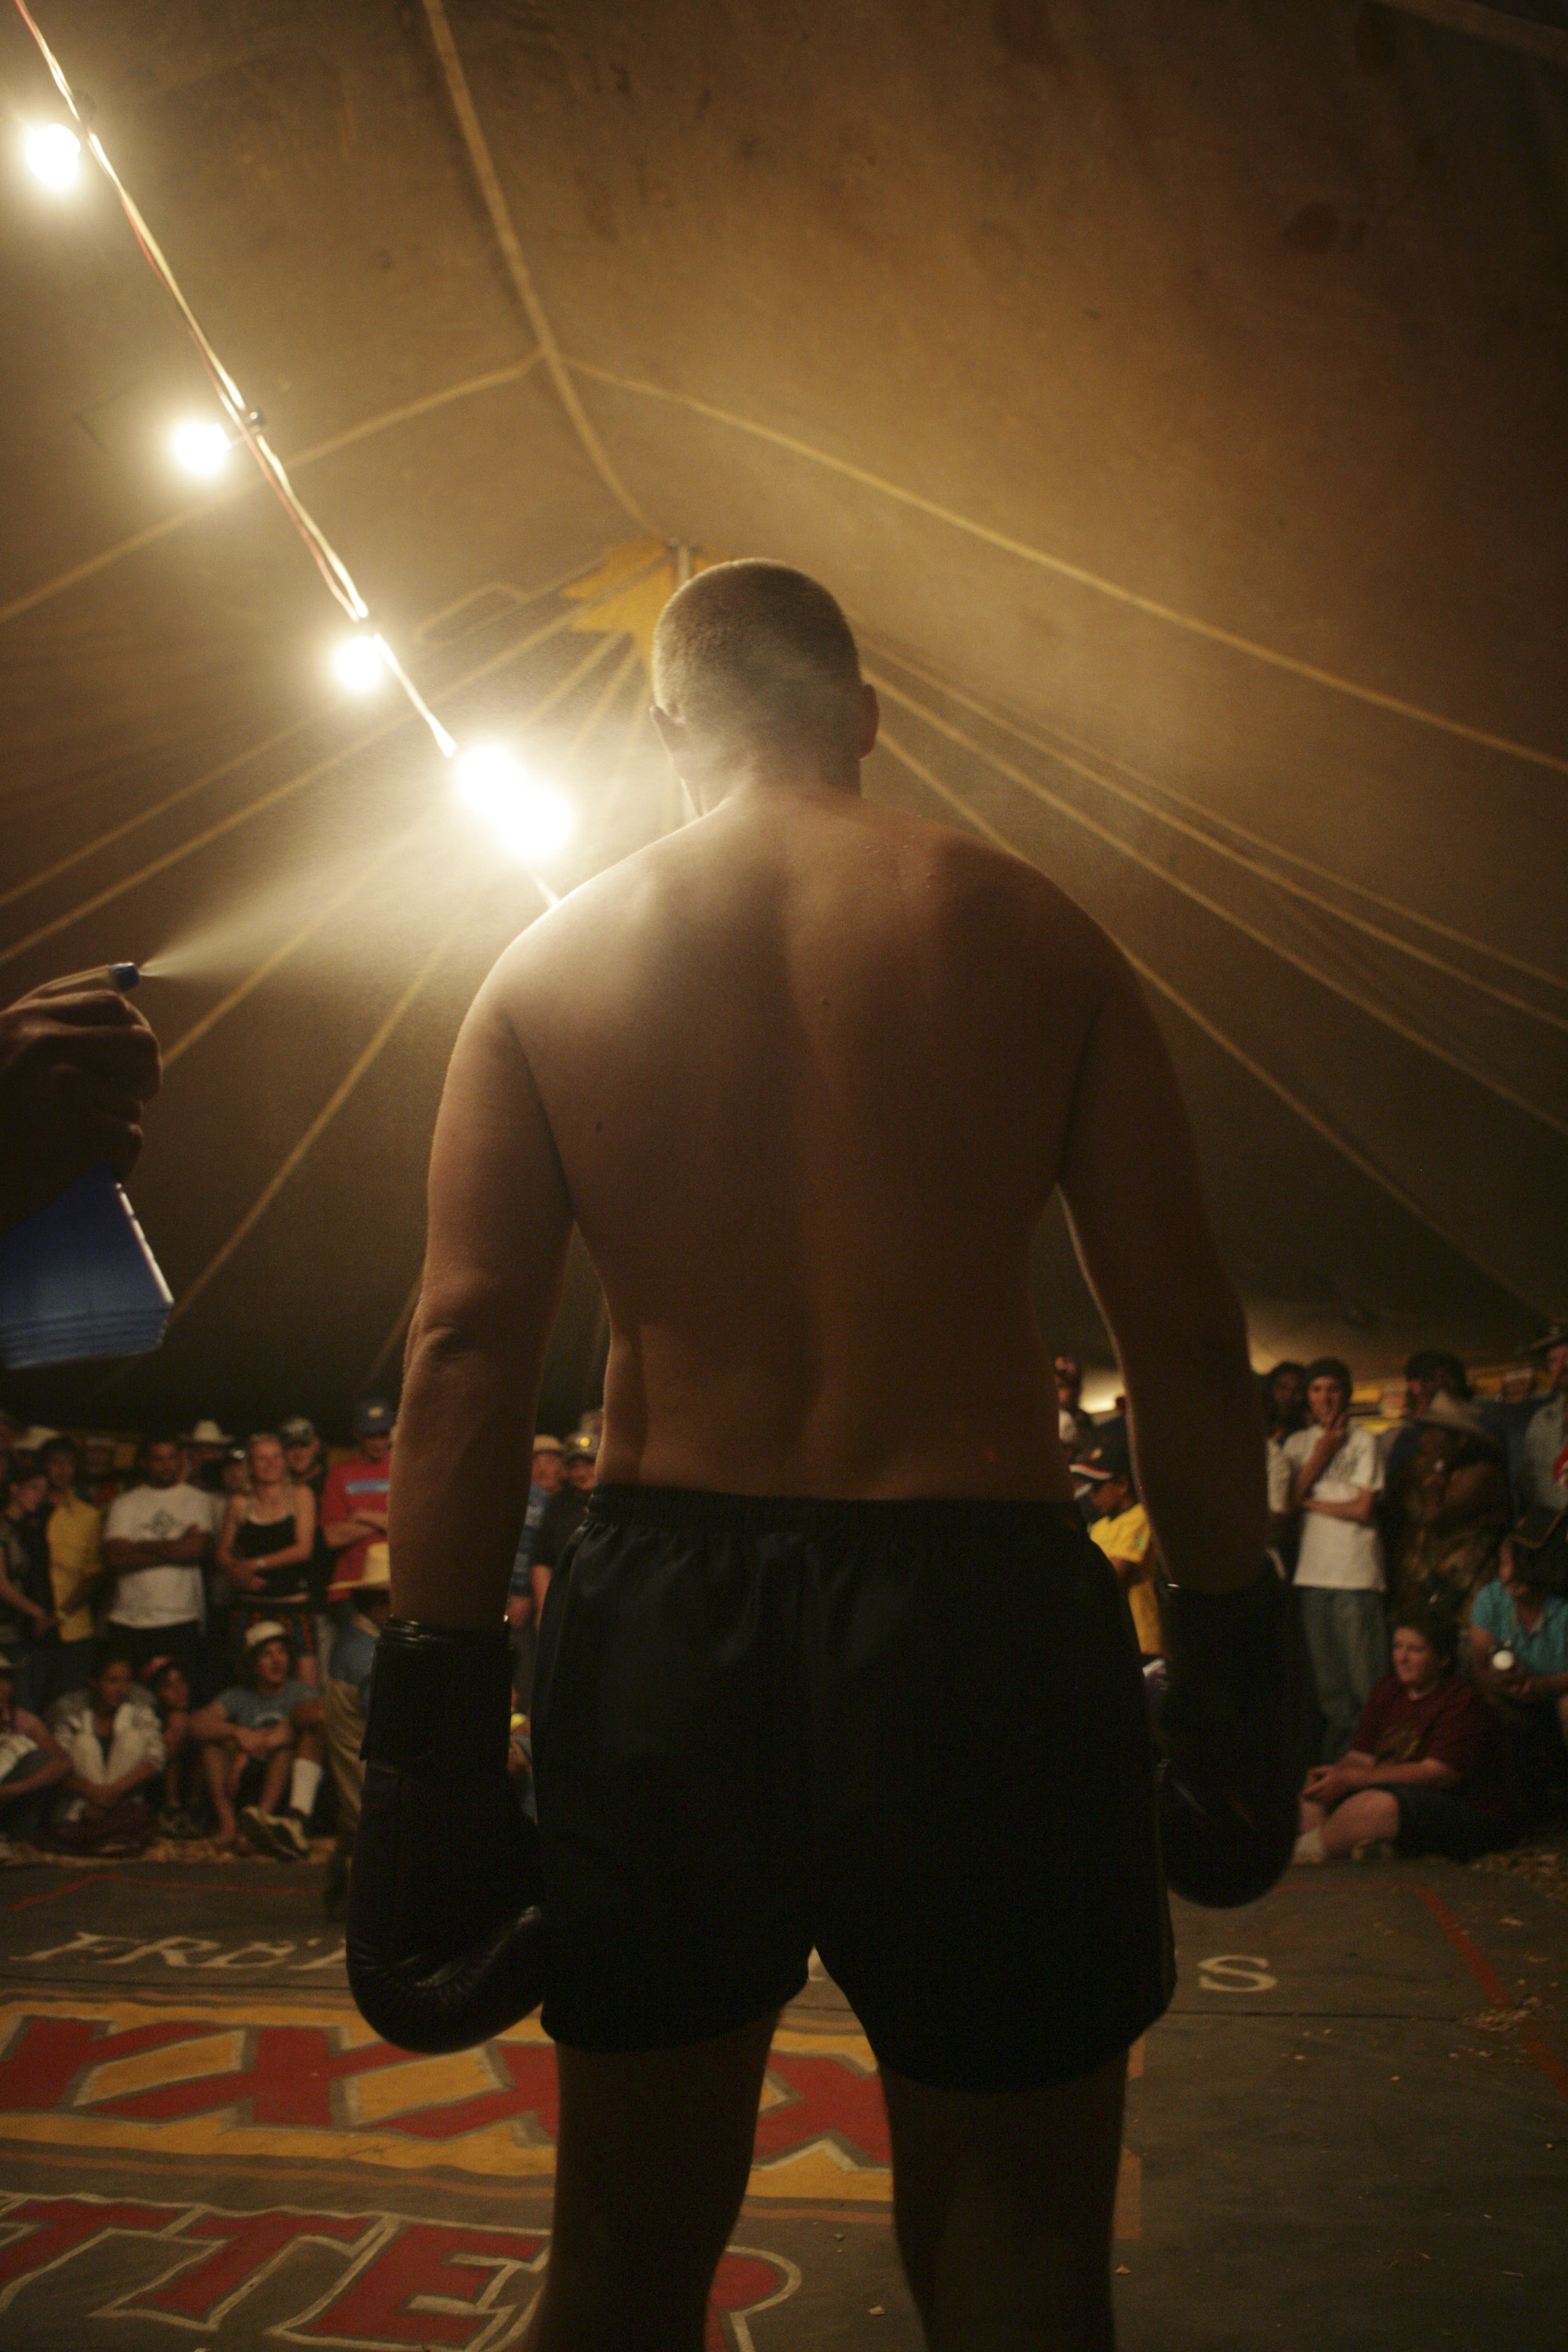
[[881, 2049, 1127, 2350], [521, 2012, 777, 2352]]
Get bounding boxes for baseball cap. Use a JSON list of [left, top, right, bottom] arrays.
[[1527, 1320, 1568, 1355], [532, 1434, 563, 1455], [354, 1398, 394, 1439], [243, 1620, 288, 1651], [279, 1416, 317, 1443]]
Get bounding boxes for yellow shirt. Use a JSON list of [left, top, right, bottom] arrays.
[[1090, 1503, 1161, 1656], [47, 1494, 102, 1642]]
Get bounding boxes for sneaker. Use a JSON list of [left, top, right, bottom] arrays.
[[239, 1805, 288, 1860], [1292, 1828, 1327, 1865], [270, 1809, 310, 1861]]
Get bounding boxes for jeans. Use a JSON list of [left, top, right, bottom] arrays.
[[1298, 1586, 1388, 1761]]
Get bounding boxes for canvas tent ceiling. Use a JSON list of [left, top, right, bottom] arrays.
[[0, 0, 1563, 1438]]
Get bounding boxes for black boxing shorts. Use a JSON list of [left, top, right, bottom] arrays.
[[531, 1485, 1174, 2092]]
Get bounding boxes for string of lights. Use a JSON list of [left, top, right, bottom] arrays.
[[10, 0, 592, 883]]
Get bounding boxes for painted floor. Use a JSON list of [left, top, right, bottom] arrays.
[[0, 1851, 1563, 2347]]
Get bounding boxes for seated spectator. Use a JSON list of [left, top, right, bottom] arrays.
[[1081, 1439, 1161, 1661], [0, 1641, 71, 1849], [216, 1433, 318, 1683], [0, 1468, 57, 1694], [1283, 1358, 1388, 1760], [100, 1438, 212, 1690], [1390, 1396, 1509, 1635], [191, 1621, 323, 1858], [320, 1543, 392, 1919], [143, 1656, 201, 1839], [1469, 1515, 1568, 1813], [45, 1641, 166, 1856], [1294, 1610, 1519, 1864], [36, 1435, 100, 1711], [321, 1399, 394, 1609]]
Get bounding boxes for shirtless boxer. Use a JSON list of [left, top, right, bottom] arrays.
[[353, 563, 1275, 2350]]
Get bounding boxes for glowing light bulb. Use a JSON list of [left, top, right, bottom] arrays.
[[24, 124, 81, 189], [332, 634, 387, 692], [170, 419, 231, 477], [453, 746, 575, 862]]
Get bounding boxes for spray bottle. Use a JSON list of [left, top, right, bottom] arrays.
[[0, 964, 173, 1369]]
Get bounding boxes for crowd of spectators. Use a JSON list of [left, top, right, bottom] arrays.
[[0, 1323, 1562, 1893]]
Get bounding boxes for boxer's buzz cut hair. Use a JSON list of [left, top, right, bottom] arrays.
[[652, 560, 863, 764]]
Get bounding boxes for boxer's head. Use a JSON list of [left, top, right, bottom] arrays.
[[651, 561, 877, 797]]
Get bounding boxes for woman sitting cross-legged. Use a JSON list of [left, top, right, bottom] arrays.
[[1294, 1608, 1520, 1864]]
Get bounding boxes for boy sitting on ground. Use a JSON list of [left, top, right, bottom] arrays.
[[190, 1620, 325, 1858]]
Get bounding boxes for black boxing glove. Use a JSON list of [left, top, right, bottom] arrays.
[[1153, 1563, 1312, 1908], [347, 1619, 545, 2054]]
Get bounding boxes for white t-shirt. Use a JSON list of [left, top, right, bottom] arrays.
[[1282, 1425, 1385, 1591], [103, 1482, 211, 1628]]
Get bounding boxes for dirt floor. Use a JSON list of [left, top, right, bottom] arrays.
[[0, 1840, 1563, 2348]]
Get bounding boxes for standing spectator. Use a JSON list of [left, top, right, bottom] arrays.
[[1293, 1610, 1517, 1864], [190, 1622, 324, 1857], [1519, 1323, 1568, 1513], [1262, 1362, 1308, 1575], [507, 1436, 564, 1708], [0, 1642, 71, 1851], [143, 1656, 201, 1838], [1081, 1438, 1161, 1661], [45, 1640, 165, 1855], [181, 1418, 232, 1495], [321, 1399, 394, 1606], [1283, 1357, 1388, 1761], [99, 1438, 212, 1690], [1382, 1350, 1472, 1494], [1052, 1353, 1097, 1458], [320, 1542, 393, 1919], [1261, 1362, 1307, 1443], [1388, 1396, 1509, 1632], [80, 1435, 125, 1510], [279, 1415, 334, 1674], [216, 1434, 318, 1682], [0, 1469, 56, 1686], [530, 1436, 595, 1617], [36, 1436, 100, 1708]]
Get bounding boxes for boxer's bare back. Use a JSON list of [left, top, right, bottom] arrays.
[[393, 758, 1262, 1623]]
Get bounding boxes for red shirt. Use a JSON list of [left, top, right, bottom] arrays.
[[1353, 1671, 1515, 1820], [321, 1453, 391, 1599]]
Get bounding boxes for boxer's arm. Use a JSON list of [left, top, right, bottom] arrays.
[[1060, 953, 1266, 1597], [389, 970, 573, 1632]]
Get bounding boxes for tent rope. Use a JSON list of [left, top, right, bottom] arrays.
[[873, 699, 1568, 1142], [0, 567, 660, 978], [570, 358, 1568, 781], [0, 355, 546, 636], [876, 733, 1542, 1313], [865, 638, 1568, 1009], [419, 0, 658, 538]]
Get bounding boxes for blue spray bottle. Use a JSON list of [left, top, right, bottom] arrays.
[[0, 964, 173, 1369]]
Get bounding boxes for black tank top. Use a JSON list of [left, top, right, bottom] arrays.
[[233, 1508, 307, 1603]]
